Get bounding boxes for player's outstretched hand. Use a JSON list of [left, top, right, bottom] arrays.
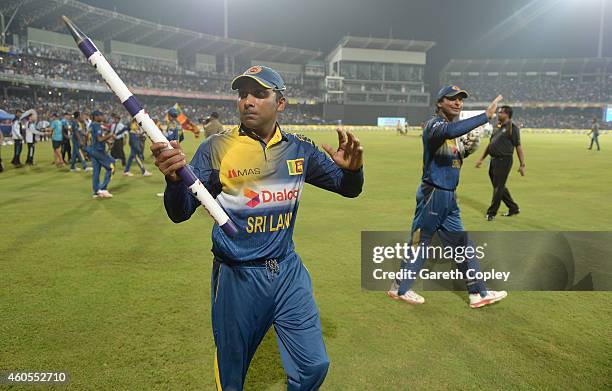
[[486, 95, 503, 119], [321, 128, 364, 171], [151, 140, 186, 182]]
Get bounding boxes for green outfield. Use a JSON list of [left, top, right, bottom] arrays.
[[1, 131, 610, 390]]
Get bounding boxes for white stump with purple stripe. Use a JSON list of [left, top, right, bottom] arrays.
[[63, 16, 238, 237]]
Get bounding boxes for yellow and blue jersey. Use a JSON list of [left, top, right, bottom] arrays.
[[166, 119, 182, 142], [89, 121, 107, 152], [421, 113, 487, 191], [164, 124, 363, 262], [128, 123, 142, 151], [70, 120, 81, 143]]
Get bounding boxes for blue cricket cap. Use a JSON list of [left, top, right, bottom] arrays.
[[231, 65, 286, 91], [436, 85, 469, 102]]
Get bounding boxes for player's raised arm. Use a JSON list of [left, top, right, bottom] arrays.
[[430, 91, 503, 141], [321, 128, 364, 172], [486, 95, 504, 119], [304, 128, 364, 198]]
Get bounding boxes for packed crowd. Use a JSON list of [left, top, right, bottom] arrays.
[[447, 77, 611, 103], [1, 46, 322, 100], [0, 94, 325, 132], [513, 108, 611, 130]]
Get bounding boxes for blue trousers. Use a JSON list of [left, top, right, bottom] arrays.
[[397, 183, 487, 296], [70, 140, 88, 170], [125, 146, 145, 174], [12, 140, 22, 165], [90, 150, 115, 194], [212, 252, 329, 391]]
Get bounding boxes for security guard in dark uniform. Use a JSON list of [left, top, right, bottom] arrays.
[[476, 105, 526, 220]]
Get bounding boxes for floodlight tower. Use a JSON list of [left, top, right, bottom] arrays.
[[597, 0, 605, 58]]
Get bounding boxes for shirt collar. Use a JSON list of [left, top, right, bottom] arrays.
[[239, 122, 288, 148]]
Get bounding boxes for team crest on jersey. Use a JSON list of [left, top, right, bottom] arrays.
[[286, 158, 304, 176], [246, 66, 262, 74]]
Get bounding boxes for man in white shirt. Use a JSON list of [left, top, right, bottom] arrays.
[[11, 108, 24, 167], [22, 110, 47, 165]]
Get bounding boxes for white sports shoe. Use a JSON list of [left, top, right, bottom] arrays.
[[123, 171, 134, 177], [469, 290, 507, 308], [387, 281, 425, 305], [98, 190, 114, 198], [142, 170, 152, 177], [70, 168, 81, 172], [84, 167, 93, 172]]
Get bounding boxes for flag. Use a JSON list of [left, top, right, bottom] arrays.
[[170, 103, 200, 138]]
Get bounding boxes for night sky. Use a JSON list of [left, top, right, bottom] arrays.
[[79, 0, 611, 87]]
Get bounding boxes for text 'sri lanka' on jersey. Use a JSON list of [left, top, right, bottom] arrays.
[[163, 125, 364, 262]]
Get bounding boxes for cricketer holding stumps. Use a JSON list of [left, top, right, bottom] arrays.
[[387, 86, 508, 309], [152, 66, 364, 390]]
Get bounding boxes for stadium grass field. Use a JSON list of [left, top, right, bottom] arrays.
[[1, 130, 610, 390]]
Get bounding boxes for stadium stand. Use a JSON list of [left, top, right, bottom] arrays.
[[441, 58, 612, 129], [1, 0, 609, 128]]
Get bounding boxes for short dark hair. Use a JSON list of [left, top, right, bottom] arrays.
[[73, 111, 80, 118], [275, 90, 284, 102], [499, 105, 513, 118], [210, 112, 219, 119]]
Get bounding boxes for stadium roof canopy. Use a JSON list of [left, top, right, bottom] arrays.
[[1, 0, 322, 64], [442, 57, 612, 75], [335, 36, 435, 52]]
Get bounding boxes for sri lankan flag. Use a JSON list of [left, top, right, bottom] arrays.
[[169, 103, 200, 138]]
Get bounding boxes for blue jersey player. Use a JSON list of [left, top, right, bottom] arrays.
[[89, 110, 116, 199], [387, 86, 508, 309], [69, 111, 89, 172], [165, 108, 183, 143], [151, 66, 364, 390], [123, 119, 151, 177]]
